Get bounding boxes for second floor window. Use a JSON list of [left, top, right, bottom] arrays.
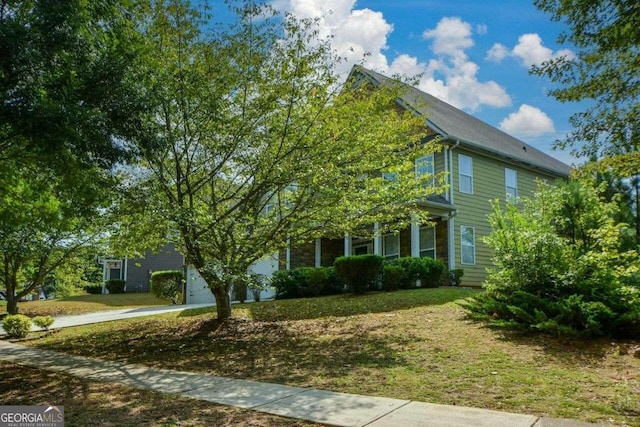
[[415, 155, 435, 187], [505, 168, 518, 200], [458, 154, 473, 194]]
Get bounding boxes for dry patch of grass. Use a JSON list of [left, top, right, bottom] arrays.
[[0, 361, 320, 427], [5, 293, 169, 317], [28, 289, 640, 426]]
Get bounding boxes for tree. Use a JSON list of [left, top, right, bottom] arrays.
[[0, 0, 151, 313], [127, 0, 444, 321], [0, 162, 111, 314], [533, 0, 640, 241]]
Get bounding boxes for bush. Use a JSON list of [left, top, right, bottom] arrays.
[[382, 264, 403, 291], [463, 180, 640, 338], [2, 314, 32, 338], [385, 257, 446, 288], [334, 255, 383, 294], [33, 315, 55, 331], [449, 269, 464, 286], [272, 267, 343, 300], [105, 279, 126, 294], [150, 270, 184, 304], [84, 284, 103, 294]]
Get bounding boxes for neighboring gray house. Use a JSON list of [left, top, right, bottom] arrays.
[[100, 243, 185, 293]]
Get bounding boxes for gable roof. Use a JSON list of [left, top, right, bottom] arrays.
[[352, 66, 571, 177]]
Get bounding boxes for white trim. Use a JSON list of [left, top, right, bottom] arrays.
[[415, 154, 435, 187], [314, 239, 321, 268], [460, 225, 476, 265], [448, 218, 456, 270], [444, 148, 449, 201], [123, 257, 128, 282], [458, 153, 474, 194]]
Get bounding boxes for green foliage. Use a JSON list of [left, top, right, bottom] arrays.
[[272, 267, 343, 300], [385, 257, 446, 289], [2, 314, 32, 338], [382, 265, 403, 292], [123, 0, 444, 320], [106, 279, 126, 295], [84, 285, 103, 295], [334, 255, 383, 294], [449, 269, 464, 286], [150, 270, 184, 304], [32, 316, 55, 331], [464, 180, 640, 338]]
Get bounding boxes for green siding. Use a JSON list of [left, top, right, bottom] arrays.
[[451, 148, 556, 286]]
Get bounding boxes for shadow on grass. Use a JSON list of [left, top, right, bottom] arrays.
[[180, 287, 479, 321]]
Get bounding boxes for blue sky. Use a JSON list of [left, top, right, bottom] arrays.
[[215, 1, 582, 165]]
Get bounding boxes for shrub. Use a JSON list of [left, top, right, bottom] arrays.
[[272, 267, 343, 300], [232, 282, 248, 303], [84, 284, 103, 294], [334, 255, 383, 294], [33, 315, 55, 331], [449, 269, 464, 286], [382, 264, 403, 291], [385, 257, 446, 288], [150, 270, 184, 304], [2, 314, 32, 338], [463, 180, 640, 338], [105, 279, 126, 294]]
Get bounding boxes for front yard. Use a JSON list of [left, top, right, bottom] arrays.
[[2, 293, 170, 317], [15, 288, 640, 426]]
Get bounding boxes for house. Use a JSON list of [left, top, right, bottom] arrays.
[[282, 66, 571, 287], [99, 243, 185, 293]]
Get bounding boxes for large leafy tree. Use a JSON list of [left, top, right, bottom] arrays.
[[128, 0, 443, 321], [533, 0, 640, 240], [0, 0, 150, 313]]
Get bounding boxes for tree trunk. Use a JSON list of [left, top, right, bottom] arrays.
[[211, 285, 232, 321], [6, 293, 18, 315]]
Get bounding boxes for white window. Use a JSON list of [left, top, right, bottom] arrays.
[[505, 168, 518, 200], [460, 226, 476, 265], [352, 240, 373, 256], [458, 154, 473, 194], [415, 155, 435, 187], [383, 234, 400, 260], [419, 226, 436, 259]]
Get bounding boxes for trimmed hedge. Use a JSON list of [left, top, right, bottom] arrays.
[[272, 267, 343, 300], [334, 255, 383, 294], [105, 279, 126, 294], [150, 270, 184, 304], [385, 257, 446, 288], [84, 284, 103, 294], [382, 264, 403, 291]]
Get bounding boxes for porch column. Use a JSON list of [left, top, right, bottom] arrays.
[[286, 237, 291, 270], [314, 239, 322, 267], [411, 214, 420, 258], [344, 234, 352, 256], [373, 222, 382, 255]]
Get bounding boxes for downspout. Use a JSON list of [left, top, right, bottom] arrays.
[[448, 140, 460, 272]]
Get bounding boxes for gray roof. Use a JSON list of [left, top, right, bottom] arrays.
[[354, 66, 571, 177]]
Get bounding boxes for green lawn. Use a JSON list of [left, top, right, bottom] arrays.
[[3, 293, 169, 317], [23, 288, 640, 426]]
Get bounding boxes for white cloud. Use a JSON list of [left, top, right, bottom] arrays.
[[476, 24, 488, 35], [485, 43, 509, 62], [499, 104, 555, 137], [276, 3, 511, 111], [486, 33, 575, 67]]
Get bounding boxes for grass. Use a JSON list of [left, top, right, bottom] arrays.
[[22, 288, 640, 426], [0, 361, 319, 427], [3, 293, 169, 317]]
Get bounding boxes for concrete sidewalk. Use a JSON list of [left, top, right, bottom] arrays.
[[0, 303, 214, 335], [0, 340, 612, 427]]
